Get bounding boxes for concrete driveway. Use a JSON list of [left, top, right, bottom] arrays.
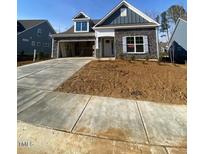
[[17, 58, 93, 91]]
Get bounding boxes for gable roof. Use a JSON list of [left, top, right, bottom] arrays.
[[17, 20, 46, 31], [17, 19, 56, 35], [73, 12, 90, 20], [94, 0, 160, 28], [168, 18, 187, 49]]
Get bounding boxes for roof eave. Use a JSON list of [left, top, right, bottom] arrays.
[[93, 24, 159, 30], [52, 33, 95, 38]]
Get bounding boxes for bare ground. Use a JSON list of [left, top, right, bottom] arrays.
[[56, 60, 187, 104], [17, 59, 50, 67]]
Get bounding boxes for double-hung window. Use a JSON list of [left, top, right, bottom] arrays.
[[124, 36, 148, 54], [75, 21, 88, 32]]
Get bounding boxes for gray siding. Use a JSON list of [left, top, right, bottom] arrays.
[[100, 5, 149, 26], [115, 28, 158, 59], [17, 22, 55, 56]]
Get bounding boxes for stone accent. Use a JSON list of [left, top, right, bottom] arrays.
[[115, 28, 158, 59]]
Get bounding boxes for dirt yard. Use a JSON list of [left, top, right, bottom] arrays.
[[56, 60, 187, 104], [17, 59, 50, 67]]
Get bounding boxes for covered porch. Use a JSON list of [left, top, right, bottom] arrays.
[[97, 37, 115, 58], [95, 29, 116, 58]]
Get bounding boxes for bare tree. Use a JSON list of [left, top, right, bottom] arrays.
[[167, 5, 187, 24], [160, 11, 170, 41]]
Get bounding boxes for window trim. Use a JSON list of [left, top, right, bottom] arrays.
[[74, 21, 89, 32], [31, 41, 35, 46], [43, 43, 49, 47], [37, 28, 42, 36], [125, 36, 146, 54], [37, 42, 41, 46]]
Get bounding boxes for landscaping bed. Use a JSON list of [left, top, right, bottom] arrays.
[[56, 60, 187, 104]]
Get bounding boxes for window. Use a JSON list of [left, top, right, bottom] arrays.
[[121, 8, 127, 17], [31, 41, 35, 46], [75, 21, 88, 32], [43, 43, 49, 47], [37, 42, 41, 46], [135, 37, 144, 53], [126, 36, 145, 53], [82, 22, 87, 31], [126, 37, 135, 52], [37, 28, 42, 36]]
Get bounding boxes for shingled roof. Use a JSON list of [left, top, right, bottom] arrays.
[[17, 20, 46, 33], [59, 19, 100, 35]]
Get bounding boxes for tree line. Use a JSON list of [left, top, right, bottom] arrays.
[[155, 5, 187, 41]]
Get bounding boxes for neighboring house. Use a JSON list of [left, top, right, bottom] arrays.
[[159, 42, 168, 53], [17, 20, 56, 59], [168, 18, 187, 63], [52, 0, 160, 59]]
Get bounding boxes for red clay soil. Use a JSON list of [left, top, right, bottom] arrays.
[[56, 60, 187, 104]]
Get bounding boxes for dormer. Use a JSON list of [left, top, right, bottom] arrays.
[[72, 12, 90, 33]]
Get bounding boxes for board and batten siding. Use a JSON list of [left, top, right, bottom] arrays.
[[100, 4, 149, 26]]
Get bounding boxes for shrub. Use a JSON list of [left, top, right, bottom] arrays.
[[131, 55, 136, 61], [145, 55, 149, 61], [118, 53, 124, 60]]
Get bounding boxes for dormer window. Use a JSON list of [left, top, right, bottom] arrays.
[[75, 21, 89, 32], [121, 8, 127, 17], [73, 12, 90, 32]]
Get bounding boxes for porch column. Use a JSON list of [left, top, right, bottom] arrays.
[[95, 37, 99, 58], [57, 41, 60, 58], [51, 38, 54, 58], [96, 37, 99, 49]]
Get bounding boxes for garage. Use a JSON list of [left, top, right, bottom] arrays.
[[58, 40, 95, 58]]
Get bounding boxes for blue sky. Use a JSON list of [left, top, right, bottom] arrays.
[[17, 0, 187, 32]]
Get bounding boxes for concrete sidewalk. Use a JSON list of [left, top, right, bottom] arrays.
[[18, 121, 186, 154]]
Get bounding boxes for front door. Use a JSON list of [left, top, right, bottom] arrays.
[[103, 39, 114, 57]]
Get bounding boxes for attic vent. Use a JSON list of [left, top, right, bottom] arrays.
[[121, 8, 127, 17]]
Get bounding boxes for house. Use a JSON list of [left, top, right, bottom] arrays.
[[159, 42, 168, 53], [168, 18, 187, 64], [51, 0, 160, 59], [17, 20, 56, 60]]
